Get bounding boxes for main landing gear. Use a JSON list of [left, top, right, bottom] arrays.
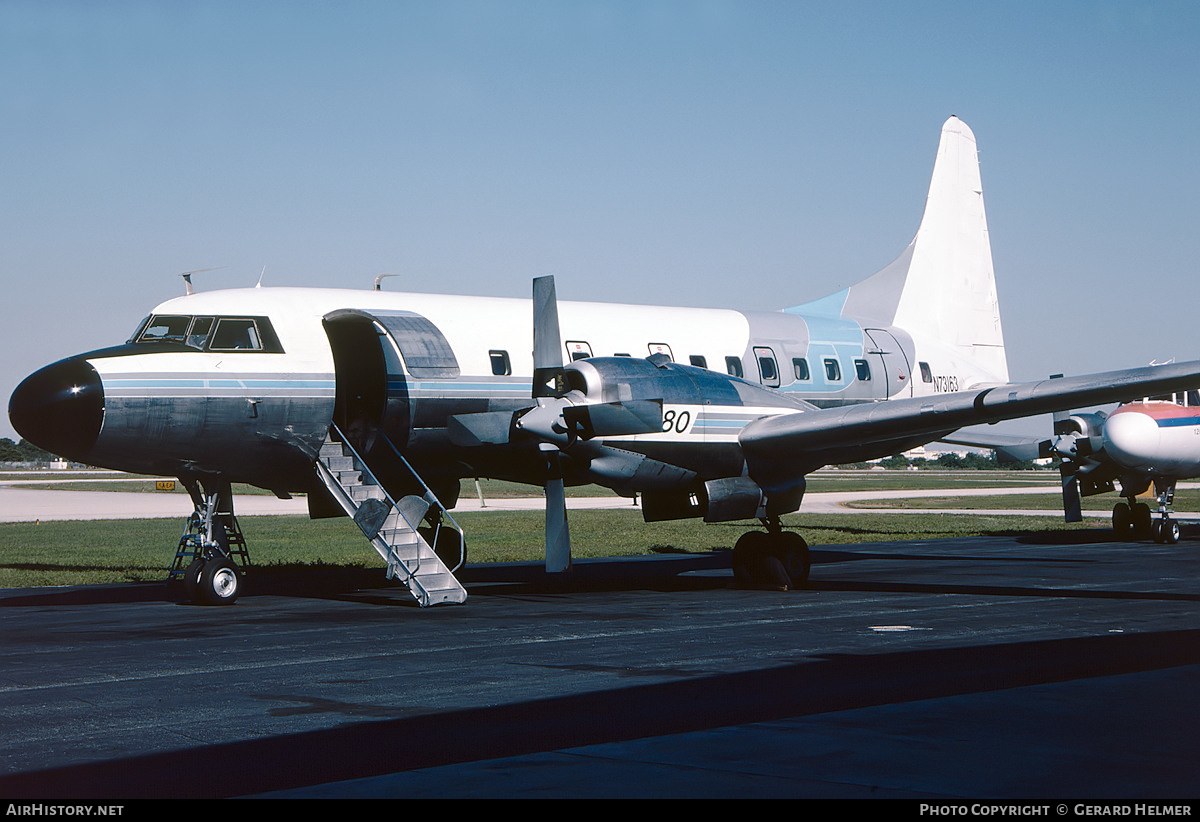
[[731, 518, 811, 591], [169, 480, 248, 605], [1112, 481, 1182, 544]]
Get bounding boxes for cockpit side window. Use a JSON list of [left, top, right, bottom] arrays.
[[210, 318, 263, 351], [188, 317, 215, 349]]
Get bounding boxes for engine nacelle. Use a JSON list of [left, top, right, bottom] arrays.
[[641, 476, 806, 523], [1055, 412, 1107, 441], [564, 354, 809, 413], [1050, 411, 1107, 460]]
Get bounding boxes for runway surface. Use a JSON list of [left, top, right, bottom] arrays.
[[2, 524, 1199, 799]]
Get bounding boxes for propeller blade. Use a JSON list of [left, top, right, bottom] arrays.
[[542, 445, 571, 572], [533, 276, 565, 399], [1060, 464, 1083, 523], [531, 276, 572, 573]]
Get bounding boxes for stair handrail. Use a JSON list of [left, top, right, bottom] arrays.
[[325, 424, 431, 591], [327, 423, 466, 574], [373, 430, 467, 574]]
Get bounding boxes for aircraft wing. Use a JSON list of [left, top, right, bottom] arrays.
[[739, 361, 1200, 489]]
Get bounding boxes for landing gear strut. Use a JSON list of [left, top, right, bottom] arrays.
[[170, 480, 248, 605], [731, 517, 810, 591], [1151, 480, 1182, 544]]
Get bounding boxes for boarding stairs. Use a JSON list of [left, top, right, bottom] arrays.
[[314, 425, 467, 607]]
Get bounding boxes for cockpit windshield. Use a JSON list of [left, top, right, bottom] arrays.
[[129, 314, 282, 353], [137, 315, 192, 343]]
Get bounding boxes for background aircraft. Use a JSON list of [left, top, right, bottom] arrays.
[[1045, 391, 1200, 543], [11, 118, 1200, 606], [950, 387, 1200, 543]]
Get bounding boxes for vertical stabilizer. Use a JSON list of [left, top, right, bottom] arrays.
[[823, 116, 1008, 383]]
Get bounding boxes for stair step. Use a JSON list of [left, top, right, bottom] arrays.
[[348, 485, 385, 502]]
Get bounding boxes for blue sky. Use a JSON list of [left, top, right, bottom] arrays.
[[3, 1, 1198, 441]]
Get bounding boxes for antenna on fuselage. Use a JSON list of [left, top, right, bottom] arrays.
[[179, 266, 227, 295], [374, 273, 399, 291], [255, 266, 267, 288]]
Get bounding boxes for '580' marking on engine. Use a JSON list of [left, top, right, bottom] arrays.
[[662, 408, 693, 434]]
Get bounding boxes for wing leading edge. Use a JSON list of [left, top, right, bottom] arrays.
[[739, 361, 1200, 489]]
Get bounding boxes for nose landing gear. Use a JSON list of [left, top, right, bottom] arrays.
[[170, 480, 248, 605]]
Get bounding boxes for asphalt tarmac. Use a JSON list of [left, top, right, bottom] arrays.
[[2, 524, 1199, 800]]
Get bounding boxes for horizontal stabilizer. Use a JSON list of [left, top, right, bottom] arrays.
[[940, 429, 1044, 463]]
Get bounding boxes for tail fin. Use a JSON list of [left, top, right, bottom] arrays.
[[801, 116, 1009, 383]]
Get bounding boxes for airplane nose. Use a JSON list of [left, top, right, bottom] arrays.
[[1102, 410, 1159, 471], [8, 357, 104, 461]]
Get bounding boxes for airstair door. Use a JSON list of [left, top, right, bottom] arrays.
[[864, 329, 914, 398]]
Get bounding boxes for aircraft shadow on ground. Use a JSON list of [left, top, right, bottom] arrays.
[[3, 531, 1196, 607], [2, 627, 1197, 799]]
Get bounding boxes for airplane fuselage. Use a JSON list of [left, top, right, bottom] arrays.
[[9, 284, 995, 504]]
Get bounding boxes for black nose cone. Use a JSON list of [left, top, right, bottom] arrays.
[[9, 357, 104, 461]]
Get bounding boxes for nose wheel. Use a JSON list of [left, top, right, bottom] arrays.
[[1151, 517, 1182, 544]]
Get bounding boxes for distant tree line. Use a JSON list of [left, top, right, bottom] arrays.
[[875, 451, 1043, 470], [0, 438, 56, 463]]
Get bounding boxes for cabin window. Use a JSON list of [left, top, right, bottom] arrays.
[[648, 343, 673, 361], [854, 359, 871, 381], [210, 318, 263, 351], [689, 355, 707, 368], [824, 358, 842, 382], [566, 341, 592, 361], [919, 361, 933, 383], [489, 350, 511, 376], [725, 356, 743, 378], [792, 358, 810, 381], [1188, 390, 1200, 407], [754, 347, 779, 387]]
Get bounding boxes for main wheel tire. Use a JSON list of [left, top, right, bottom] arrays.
[[1134, 503, 1153, 539], [199, 558, 241, 605], [731, 531, 792, 590], [732, 531, 769, 587], [778, 531, 811, 589], [1112, 503, 1132, 539]]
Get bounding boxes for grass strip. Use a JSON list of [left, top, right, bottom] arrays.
[[0, 508, 1088, 589]]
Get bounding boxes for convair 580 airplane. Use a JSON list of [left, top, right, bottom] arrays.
[[11, 117, 1200, 607]]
